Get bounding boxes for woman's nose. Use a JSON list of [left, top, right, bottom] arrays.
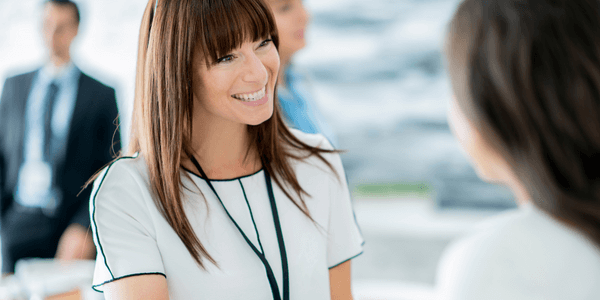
[[242, 53, 268, 84]]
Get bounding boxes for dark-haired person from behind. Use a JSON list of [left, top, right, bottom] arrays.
[[0, 0, 120, 273], [436, 0, 600, 298]]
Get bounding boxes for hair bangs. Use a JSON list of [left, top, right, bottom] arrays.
[[197, 0, 278, 65]]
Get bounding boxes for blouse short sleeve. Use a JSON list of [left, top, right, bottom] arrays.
[[320, 138, 364, 268], [89, 157, 166, 291]]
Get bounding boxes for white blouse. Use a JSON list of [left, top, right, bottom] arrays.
[[436, 203, 600, 300], [89, 130, 364, 300]]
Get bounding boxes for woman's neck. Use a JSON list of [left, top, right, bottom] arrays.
[[505, 173, 531, 206], [186, 118, 260, 180]]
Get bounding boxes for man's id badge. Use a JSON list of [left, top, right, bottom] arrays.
[[15, 160, 53, 208]]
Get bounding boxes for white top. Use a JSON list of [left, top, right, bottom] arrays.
[[436, 203, 600, 300], [89, 129, 364, 299]]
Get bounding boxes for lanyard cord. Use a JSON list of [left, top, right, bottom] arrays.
[[189, 156, 289, 300], [264, 166, 290, 300]]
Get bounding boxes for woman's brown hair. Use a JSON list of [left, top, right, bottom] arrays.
[[128, 0, 337, 268], [447, 0, 600, 246]]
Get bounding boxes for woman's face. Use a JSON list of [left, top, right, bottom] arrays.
[[448, 95, 510, 183], [193, 37, 280, 127], [445, 29, 509, 184], [268, 0, 309, 63]]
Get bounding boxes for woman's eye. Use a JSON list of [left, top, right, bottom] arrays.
[[216, 55, 234, 64], [259, 39, 273, 48]]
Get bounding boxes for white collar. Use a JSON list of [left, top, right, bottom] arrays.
[[40, 62, 77, 82]]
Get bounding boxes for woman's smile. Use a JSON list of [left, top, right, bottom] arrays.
[[231, 86, 267, 102], [233, 88, 270, 107]]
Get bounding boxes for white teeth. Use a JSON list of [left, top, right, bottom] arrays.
[[233, 87, 266, 102]]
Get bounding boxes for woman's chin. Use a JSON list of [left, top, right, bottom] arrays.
[[244, 108, 274, 126]]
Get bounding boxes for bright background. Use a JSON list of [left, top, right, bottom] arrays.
[[0, 0, 517, 298]]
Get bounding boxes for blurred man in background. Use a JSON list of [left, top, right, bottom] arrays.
[[0, 0, 120, 273]]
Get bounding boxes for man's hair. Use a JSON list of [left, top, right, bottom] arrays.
[[46, 0, 80, 24]]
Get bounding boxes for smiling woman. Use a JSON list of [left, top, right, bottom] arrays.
[[87, 0, 363, 299], [193, 37, 279, 126]]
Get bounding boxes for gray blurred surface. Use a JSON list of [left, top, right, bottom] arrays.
[[351, 197, 506, 286], [297, 0, 517, 210], [353, 234, 451, 284]]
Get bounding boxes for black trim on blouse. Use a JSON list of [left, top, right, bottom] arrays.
[[92, 272, 167, 293], [182, 165, 264, 182], [328, 250, 364, 269], [91, 156, 137, 280]]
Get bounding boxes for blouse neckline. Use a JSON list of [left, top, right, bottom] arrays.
[[182, 166, 265, 182]]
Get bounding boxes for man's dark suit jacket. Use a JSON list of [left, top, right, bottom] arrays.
[[0, 68, 120, 272]]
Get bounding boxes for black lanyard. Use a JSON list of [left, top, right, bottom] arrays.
[[189, 156, 289, 300]]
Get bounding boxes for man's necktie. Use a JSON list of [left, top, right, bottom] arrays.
[[43, 81, 59, 163]]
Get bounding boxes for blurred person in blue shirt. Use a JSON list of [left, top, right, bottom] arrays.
[[0, 0, 120, 273], [267, 0, 338, 146], [436, 0, 600, 299]]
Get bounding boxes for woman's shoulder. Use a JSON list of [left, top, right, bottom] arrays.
[[95, 155, 149, 185], [288, 128, 340, 165], [91, 155, 152, 203], [285, 128, 345, 182], [436, 205, 600, 299], [442, 204, 600, 266], [467, 204, 600, 257], [288, 128, 334, 150], [89, 154, 161, 231]]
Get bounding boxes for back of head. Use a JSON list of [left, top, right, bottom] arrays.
[[447, 0, 600, 246]]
